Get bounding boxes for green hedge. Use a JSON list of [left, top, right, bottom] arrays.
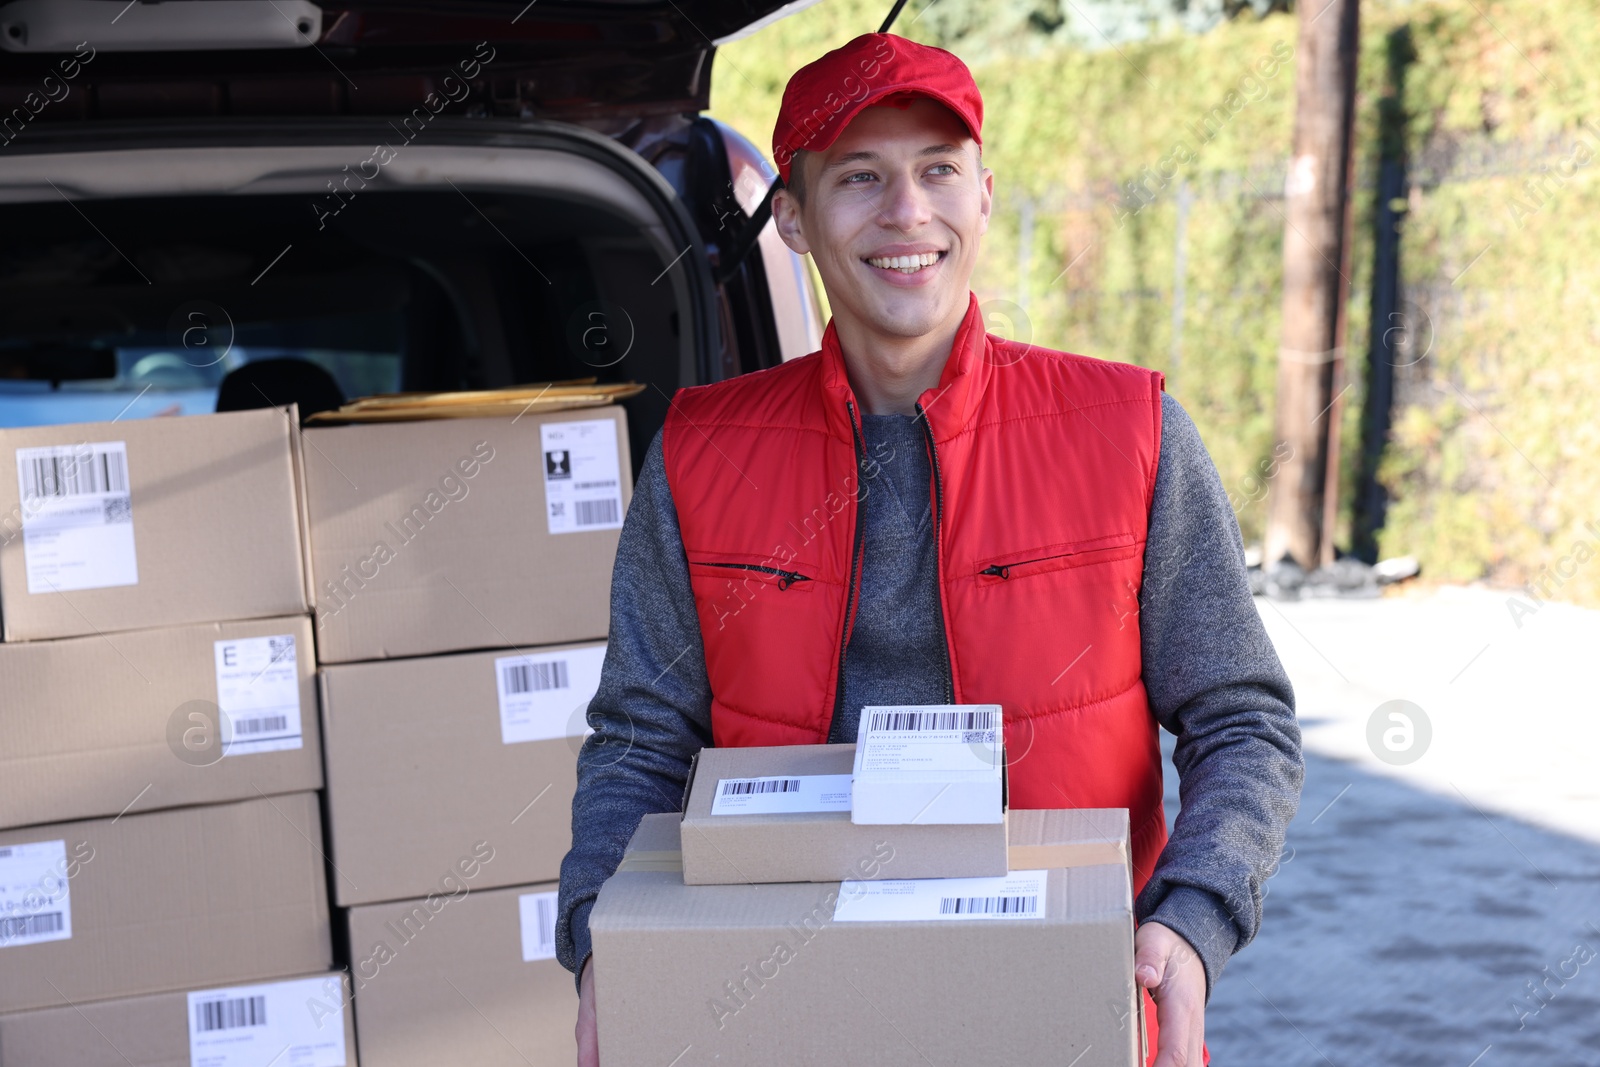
[[710, 0, 1600, 606]]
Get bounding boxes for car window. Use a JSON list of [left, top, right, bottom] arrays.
[[0, 314, 401, 428]]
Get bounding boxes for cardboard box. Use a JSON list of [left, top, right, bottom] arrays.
[[680, 744, 1008, 884], [0, 615, 321, 830], [0, 971, 357, 1067], [345, 882, 576, 1067], [0, 407, 311, 642], [0, 792, 332, 1013], [590, 809, 1140, 1067], [302, 407, 631, 663], [851, 704, 1006, 824], [320, 641, 604, 906]]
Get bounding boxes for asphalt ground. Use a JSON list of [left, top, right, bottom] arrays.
[[1183, 585, 1600, 1065]]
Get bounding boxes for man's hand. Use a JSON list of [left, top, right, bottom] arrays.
[[1134, 921, 1206, 1067], [577, 958, 598, 1067]]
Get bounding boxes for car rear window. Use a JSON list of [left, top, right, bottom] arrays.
[[0, 312, 401, 427]]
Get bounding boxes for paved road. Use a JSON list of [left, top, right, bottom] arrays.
[[1175, 585, 1600, 1065]]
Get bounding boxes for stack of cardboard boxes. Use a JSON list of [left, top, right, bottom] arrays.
[[301, 407, 631, 1067], [2, 400, 1141, 1067], [589, 713, 1146, 1067], [0, 408, 355, 1066]]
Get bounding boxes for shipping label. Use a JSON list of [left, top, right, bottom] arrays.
[[540, 419, 624, 534], [710, 774, 854, 816], [214, 635, 303, 756], [0, 840, 73, 948], [833, 870, 1047, 923], [519, 890, 559, 962], [15, 441, 138, 593], [187, 975, 348, 1067], [496, 644, 606, 745], [856, 705, 1003, 773]]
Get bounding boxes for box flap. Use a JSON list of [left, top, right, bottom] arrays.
[[1006, 808, 1129, 870]]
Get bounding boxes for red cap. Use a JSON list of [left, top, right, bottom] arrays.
[[771, 32, 983, 186]]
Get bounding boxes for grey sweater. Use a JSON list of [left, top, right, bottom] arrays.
[[556, 391, 1304, 999]]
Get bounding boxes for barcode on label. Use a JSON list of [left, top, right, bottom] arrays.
[[20, 447, 128, 499], [521, 890, 559, 962], [866, 708, 999, 733], [575, 498, 620, 527], [232, 715, 288, 735], [194, 994, 267, 1032], [574, 480, 617, 490], [720, 778, 802, 796], [534, 896, 555, 956], [0, 912, 63, 939], [267, 635, 295, 659], [502, 660, 570, 694], [938, 894, 1038, 916]]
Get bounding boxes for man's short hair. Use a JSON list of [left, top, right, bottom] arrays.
[[782, 149, 812, 206], [781, 144, 983, 209]]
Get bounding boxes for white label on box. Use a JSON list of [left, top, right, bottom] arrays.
[[541, 419, 624, 535], [710, 774, 854, 816], [187, 975, 348, 1067], [832, 870, 1047, 923], [15, 441, 138, 594], [520, 890, 559, 962], [496, 644, 607, 745], [857, 705, 1003, 773], [0, 840, 73, 949], [214, 635, 303, 757]]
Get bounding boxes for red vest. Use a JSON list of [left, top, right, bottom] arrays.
[[662, 292, 1169, 895]]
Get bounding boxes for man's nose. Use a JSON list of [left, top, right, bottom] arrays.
[[879, 171, 934, 231]]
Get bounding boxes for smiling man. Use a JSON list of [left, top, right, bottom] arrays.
[[557, 32, 1304, 1067]]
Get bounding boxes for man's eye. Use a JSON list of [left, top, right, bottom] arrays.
[[928, 163, 957, 177], [843, 172, 876, 184]]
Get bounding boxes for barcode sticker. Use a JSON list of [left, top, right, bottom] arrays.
[[495, 644, 607, 745], [0, 840, 73, 949], [856, 704, 1003, 774], [724, 778, 801, 795], [194, 994, 266, 1032], [832, 871, 1047, 923], [541, 419, 624, 535], [519, 890, 559, 962], [15, 441, 138, 593], [710, 774, 854, 816], [864, 708, 999, 735], [214, 635, 303, 757], [188, 976, 347, 1067], [502, 659, 570, 694]]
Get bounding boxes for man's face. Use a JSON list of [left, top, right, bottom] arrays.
[[774, 97, 992, 344]]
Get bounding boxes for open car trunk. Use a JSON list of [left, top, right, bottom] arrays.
[[0, 119, 719, 472]]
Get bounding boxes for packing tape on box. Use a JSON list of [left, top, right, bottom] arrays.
[[1007, 840, 1127, 871], [615, 850, 684, 873], [620, 840, 1124, 874]]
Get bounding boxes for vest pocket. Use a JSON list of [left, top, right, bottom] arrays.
[[975, 532, 1139, 582], [689, 559, 816, 591]]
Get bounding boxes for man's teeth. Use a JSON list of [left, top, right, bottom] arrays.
[[866, 252, 942, 272]]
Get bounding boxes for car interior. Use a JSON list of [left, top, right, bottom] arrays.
[[0, 161, 694, 473]]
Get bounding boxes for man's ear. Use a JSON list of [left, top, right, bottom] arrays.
[[771, 187, 811, 256]]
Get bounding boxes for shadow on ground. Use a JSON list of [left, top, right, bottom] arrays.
[[1160, 737, 1600, 1065]]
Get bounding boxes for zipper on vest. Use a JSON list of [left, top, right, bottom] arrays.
[[915, 401, 956, 704], [979, 554, 1069, 580], [691, 562, 812, 590], [829, 400, 869, 740], [978, 534, 1139, 579]]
